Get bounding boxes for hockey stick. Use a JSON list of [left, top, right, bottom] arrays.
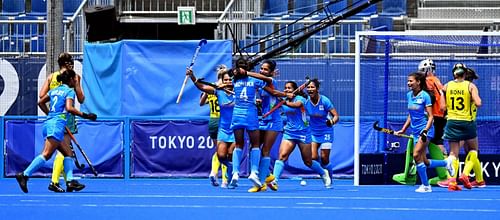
[[65, 126, 98, 176], [68, 143, 85, 169], [262, 77, 311, 118], [176, 39, 208, 104], [197, 78, 235, 95], [372, 121, 413, 139]]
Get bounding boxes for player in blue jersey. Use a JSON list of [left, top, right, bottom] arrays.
[[248, 60, 284, 192], [304, 79, 338, 188], [186, 66, 235, 188], [394, 71, 453, 193], [15, 69, 97, 193], [267, 81, 331, 190], [227, 65, 289, 189]]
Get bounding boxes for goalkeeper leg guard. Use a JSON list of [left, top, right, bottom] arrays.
[[392, 139, 416, 185], [51, 153, 65, 184], [428, 143, 448, 185]]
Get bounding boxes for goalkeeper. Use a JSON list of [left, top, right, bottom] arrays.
[[392, 59, 449, 185]]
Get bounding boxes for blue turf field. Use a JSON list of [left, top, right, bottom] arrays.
[[1, 178, 499, 219]]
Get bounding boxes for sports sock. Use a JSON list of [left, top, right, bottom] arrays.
[[427, 159, 446, 168], [272, 160, 285, 180], [258, 156, 271, 181], [323, 163, 334, 176], [416, 162, 429, 186], [428, 143, 448, 179], [463, 150, 477, 177], [210, 152, 220, 176], [63, 157, 74, 181], [471, 151, 484, 182], [51, 153, 65, 183], [221, 164, 228, 183], [310, 160, 325, 175], [23, 155, 47, 176], [250, 148, 261, 174], [232, 148, 242, 174], [449, 155, 459, 178]]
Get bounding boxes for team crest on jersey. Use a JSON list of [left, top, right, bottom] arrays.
[[319, 105, 324, 111]]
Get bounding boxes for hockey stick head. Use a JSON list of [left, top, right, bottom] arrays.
[[199, 39, 208, 46], [373, 121, 382, 131]]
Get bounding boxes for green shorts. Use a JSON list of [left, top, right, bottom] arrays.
[[443, 119, 477, 142], [65, 114, 78, 134], [208, 117, 219, 140]]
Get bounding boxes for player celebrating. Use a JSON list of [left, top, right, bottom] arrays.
[[304, 79, 338, 188], [268, 81, 331, 190], [16, 69, 97, 193], [395, 72, 453, 193]]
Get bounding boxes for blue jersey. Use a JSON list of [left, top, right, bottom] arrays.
[[231, 76, 265, 130], [407, 90, 434, 137], [43, 84, 75, 141], [282, 96, 309, 132], [215, 89, 235, 130], [47, 84, 75, 121], [305, 95, 335, 135], [260, 79, 281, 121]]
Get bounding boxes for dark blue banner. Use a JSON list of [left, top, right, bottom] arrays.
[[4, 120, 123, 177], [131, 120, 227, 177]]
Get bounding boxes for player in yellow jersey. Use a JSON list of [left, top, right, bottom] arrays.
[[39, 52, 85, 192], [440, 63, 482, 191], [200, 65, 228, 188]]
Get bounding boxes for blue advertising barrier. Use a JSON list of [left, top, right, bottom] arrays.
[[4, 119, 124, 178]]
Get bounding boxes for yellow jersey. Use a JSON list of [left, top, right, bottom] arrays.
[[207, 93, 220, 118], [49, 71, 63, 90], [446, 80, 473, 121]]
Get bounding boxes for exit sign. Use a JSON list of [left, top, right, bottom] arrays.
[[178, 7, 196, 25]]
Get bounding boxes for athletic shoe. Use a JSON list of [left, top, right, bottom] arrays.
[[428, 176, 447, 186], [48, 182, 65, 193], [458, 175, 472, 189], [220, 181, 228, 189], [437, 178, 453, 188], [264, 174, 275, 184], [448, 181, 462, 191], [247, 184, 267, 193], [471, 180, 486, 188], [248, 172, 262, 188], [268, 180, 278, 191], [445, 157, 455, 177], [415, 184, 432, 193], [15, 172, 29, 193], [209, 175, 219, 187], [66, 180, 85, 192], [322, 169, 332, 189], [228, 173, 239, 189]]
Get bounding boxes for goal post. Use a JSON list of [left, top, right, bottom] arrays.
[[354, 31, 500, 186]]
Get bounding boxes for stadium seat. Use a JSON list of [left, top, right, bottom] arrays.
[[297, 38, 320, 53], [30, 35, 45, 52], [239, 38, 261, 54], [1, 36, 27, 52], [64, 0, 83, 16], [294, 0, 317, 15], [13, 16, 39, 37], [370, 16, 393, 31], [263, 0, 288, 16], [30, 0, 47, 16], [381, 0, 406, 16], [2, 0, 26, 16], [323, 0, 347, 15], [324, 37, 350, 53], [251, 17, 276, 37]]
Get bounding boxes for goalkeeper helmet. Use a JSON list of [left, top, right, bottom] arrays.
[[418, 59, 436, 73]]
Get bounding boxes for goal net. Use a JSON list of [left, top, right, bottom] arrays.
[[354, 31, 500, 185]]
